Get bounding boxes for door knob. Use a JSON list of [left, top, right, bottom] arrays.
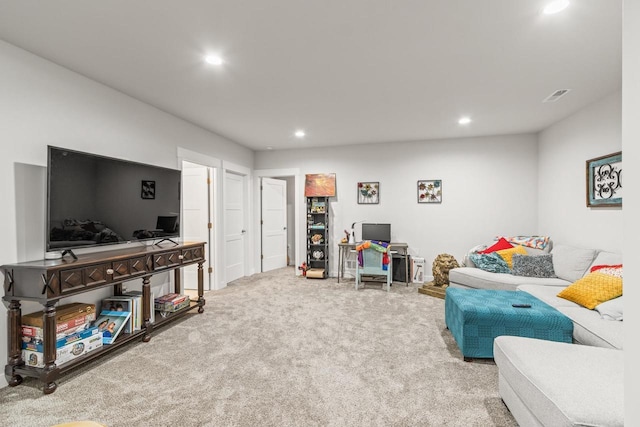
[[241, 229, 246, 234]]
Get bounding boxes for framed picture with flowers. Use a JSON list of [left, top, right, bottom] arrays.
[[357, 182, 379, 204], [417, 180, 442, 203]]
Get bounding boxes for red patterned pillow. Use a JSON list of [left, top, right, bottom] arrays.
[[590, 264, 623, 277], [478, 237, 513, 254]]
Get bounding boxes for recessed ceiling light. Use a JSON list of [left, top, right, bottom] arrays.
[[204, 54, 223, 65], [543, 0, 570, 15], [294, 130, 306, 138], [267, 146, 273, 150], [458, 117, 472, 125]]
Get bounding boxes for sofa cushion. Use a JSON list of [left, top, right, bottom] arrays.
[[589, 250, 622, 269], [478, 237, 513, 254], [462, 244, 489, 267], [493, 336, 623, 427], [590, 264, 623, 277], [557, 272, 622, 309], [518, 284, 624, 349], [551, 244, 597, 282], [503, 235, 551, 251], [511, 254, 556, 278], [561, 307, 624, 349], [468, 252, 511, 273], [496, 245, 527, 269], [449, 267, 570, 291], [595, 296, 623, 321]]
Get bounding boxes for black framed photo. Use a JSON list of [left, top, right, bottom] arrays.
[[141, 180, 156, 199], [357, 182, 379, 204], [586, 151, 622, 207], [417, 180, 442, 203]]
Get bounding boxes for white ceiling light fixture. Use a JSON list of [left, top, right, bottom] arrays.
[[294, 130, 306, 138], [543, 0, 570, 15], [204, 54, 224, 66], [458, 117, 472, 125]]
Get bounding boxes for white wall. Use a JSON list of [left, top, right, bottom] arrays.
[[256, 133, 540, 277], [622, 0, 639, 422], [538, 91, 622, 252], [0, 40, 253, 388]]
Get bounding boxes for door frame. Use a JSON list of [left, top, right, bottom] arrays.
[[253, 168, 301, 274]]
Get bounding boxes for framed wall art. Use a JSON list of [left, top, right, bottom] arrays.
[[586, 151, 622, 207], [141, 180, 156, 199], [357, 182, 379, 204], [304, 173, 336, 197], [417, 179, 442, 203]]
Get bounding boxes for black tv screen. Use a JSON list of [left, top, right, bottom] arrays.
[[361, 223, 391, 243], [47, 146, 181, 252]]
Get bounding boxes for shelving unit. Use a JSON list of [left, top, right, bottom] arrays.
[[1, 241, 206, 394], [306, 197, 329, 279]]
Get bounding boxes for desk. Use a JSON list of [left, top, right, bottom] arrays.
[[338, 242, 409, 285]]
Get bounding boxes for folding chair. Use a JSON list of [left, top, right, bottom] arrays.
[[355, 245, 392, 292]]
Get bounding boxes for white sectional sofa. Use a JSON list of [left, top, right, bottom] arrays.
[[493, 336, 623, 427], [448, 241, 624, 426], [449, 243, 623, 349]]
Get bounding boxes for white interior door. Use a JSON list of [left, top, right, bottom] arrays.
[[224, 171, 245, 283], [181, 162, 213, 290], [261, 177, 287, 272]]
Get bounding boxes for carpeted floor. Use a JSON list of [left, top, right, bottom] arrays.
[[0, 267, 517, 427]]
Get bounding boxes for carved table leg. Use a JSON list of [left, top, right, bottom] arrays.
[[5, 300, 24, 387], [142, 275, 153, 342], [197, 261, 206, 314], [42, 303, 59, 394]]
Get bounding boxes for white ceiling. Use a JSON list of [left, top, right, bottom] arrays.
[[0, 0, 622, 151]]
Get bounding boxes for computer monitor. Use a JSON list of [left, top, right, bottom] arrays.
[[361, 223, 391, 243], [156, 215, 178, 233]]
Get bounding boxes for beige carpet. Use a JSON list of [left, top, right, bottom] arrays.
[[0, 267, 517, 427]]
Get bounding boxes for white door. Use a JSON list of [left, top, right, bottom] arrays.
[[261, 177, 287, 272], [182, 162, 213, 290], [224, 171, 245, 283]]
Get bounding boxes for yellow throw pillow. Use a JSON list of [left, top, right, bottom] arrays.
[[496, 245, 527, 269], [557, 272, 623, 309]]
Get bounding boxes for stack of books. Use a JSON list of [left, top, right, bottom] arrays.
[[154, 293, 191, 315], [101, 295, 143, 334], [123, 289, 155, 324], [21, 302, 103, 367]]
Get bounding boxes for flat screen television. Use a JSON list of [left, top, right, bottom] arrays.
[[47, 146, 181, 253], [361, 223, 391, 243]]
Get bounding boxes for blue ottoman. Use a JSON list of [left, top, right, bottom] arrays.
[[445, 288, 573, 360]]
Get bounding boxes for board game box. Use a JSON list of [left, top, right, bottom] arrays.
[[22, 329, 103, 368], [22, 302, 96, 339], [22, 325, 101, 352], [154, 294, 190, 312]]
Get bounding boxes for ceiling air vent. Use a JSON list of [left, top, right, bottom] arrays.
[[543, 89, 571, 103]]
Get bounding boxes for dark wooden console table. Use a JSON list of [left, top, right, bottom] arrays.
[[2, 241, 206, 394]]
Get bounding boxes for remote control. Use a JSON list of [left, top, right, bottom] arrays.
[[512, 303, 532, 308]]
